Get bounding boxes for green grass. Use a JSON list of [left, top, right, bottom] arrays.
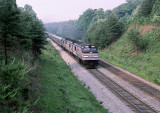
[[38, 43, 107, 113], [99, 28, 160, 85]]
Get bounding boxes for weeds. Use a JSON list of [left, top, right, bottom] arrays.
[[0, 61, 31, 112]]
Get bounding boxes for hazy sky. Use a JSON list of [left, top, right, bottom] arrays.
[[17, 0, 126, 23]]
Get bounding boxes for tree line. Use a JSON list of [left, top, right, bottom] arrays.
[[46, 0, 160, 50], [0, 0, 46, 65], [75, 0, 146, 48], [45, 0, 144, 48]]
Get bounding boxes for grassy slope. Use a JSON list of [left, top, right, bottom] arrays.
[[99, 26, 160, 85], [38, 43, 107, 113]]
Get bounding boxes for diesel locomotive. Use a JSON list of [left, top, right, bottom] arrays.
[[49, 33, 98, 68]]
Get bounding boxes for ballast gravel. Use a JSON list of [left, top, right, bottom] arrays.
[[97, 66, 160, 112], [50, 39, 134, 113]]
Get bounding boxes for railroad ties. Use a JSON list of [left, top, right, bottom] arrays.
[[89, 69, 158, 113]]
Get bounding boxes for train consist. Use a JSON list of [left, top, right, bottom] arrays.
[[49, 33, 99, 68]]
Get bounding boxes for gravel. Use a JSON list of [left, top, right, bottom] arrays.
[[97, 66, 160, 112], [50, 39, 134, 113]]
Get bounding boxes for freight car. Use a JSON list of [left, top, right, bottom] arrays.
[[49, 33, 98, 68]]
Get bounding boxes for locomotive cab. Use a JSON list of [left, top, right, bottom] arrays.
[[81, 45, 99, 68]]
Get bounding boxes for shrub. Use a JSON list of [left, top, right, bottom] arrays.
[[127, 28, 148, 51], [152, 15, 160, 25], [0, 61, 31, 112]]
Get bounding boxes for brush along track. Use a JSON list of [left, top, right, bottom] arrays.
[[99, 60, 160, 102], [88, 69, 158, 113]]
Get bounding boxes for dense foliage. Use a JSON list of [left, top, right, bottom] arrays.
[[76, 8, 106, 32], [138, 0, 156, 17], [152, 0, 160, 24], [0, 61, 31, 112], [0, 0, 46, 112], [112, 0, 143, 19], [0, 0, 21, 65], [86, 15, 124, 48], [0, 1, 46, 64]]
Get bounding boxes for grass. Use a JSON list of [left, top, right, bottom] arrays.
[[38, 43, 107, 113], [99, 27, 160, 85]]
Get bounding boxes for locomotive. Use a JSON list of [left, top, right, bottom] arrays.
[[49, 33, 98, 68]]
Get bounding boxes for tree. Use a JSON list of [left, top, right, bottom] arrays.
[[151, 0, 160, 24], [0, 0, 21, 65], [86, 15, 124, 48], [76, 9, 96, 32], [105, 15, 124, 45], [138, 0, 156, 17], [91, 8, 105, 23], [112, 0, 143, 19], [152, 0, 160, 16], [105, 10, 112, 18], [30, 19, 47, 56], [86, 22, 106, 48], [21, 4, 47, 56]]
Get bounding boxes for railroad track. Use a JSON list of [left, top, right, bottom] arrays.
[[88, 69, 158, 113], [99, 60, 160, 102]]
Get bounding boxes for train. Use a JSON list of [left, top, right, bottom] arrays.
[[49, 33, 99, 68]]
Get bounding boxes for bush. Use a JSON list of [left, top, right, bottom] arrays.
[[152, 15, 160, 25], [127, 28, 148, 51], [0, 61, 31, 112]]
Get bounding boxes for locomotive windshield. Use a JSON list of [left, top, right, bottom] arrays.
[[82, 48, 90, 53], [82, 48, 98, 53], [91, 48, 98, 53]]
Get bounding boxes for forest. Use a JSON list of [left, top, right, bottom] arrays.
[[0, 0, 46, 112], [46, 0, 160, 85]]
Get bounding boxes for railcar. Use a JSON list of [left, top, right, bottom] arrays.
[[49, 34, 98, 68], [49, 33, 63, 46]]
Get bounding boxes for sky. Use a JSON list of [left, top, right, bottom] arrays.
[[16, 0, 126, 23]]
